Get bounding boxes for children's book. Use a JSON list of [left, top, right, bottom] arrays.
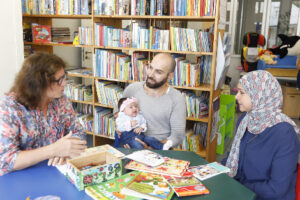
[[124, 150, 165, 167], [32, 24, 51, 43], [163, 175, 209, 197], [85, 171, 143, 200], [190, 162, 230, 180], [121, 172, 174, 200], [125, 157, 190, 177]]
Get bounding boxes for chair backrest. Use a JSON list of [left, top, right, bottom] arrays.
[[241, 32, 265, 72], [296, 163, 300, 200]]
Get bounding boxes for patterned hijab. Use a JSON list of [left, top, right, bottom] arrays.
[[226, 70, 300, 177]]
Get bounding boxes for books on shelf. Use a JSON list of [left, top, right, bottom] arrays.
[[163, 175, 209, 197], [94, 107, 115, 137], [67, 68, 92, 76], [121, 172, 174, 200], [78, 27, 92, 45], [32, 24, 52, 43], [85, 171, 142, 200], [65, 81, 93, 102], [22, 0, 91, 15], [190, 162, 230, 180], [170, 0, 216, 16], [94, 80, 123, 107], [125, 157, 190, 177], [77, 113, 93, 132], [124, 150, 165, 167], [181, 90, 209, 118], [51, 27, 71, 42]]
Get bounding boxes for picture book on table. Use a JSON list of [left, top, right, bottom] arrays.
[[125, 157, 190, 177], [163, 175, 210, 197], [124, 150, 165, 167], [85, 171, 143, 200], [190, 162, 230, 180], [121, 172, 174, 200], [32, 24, 51, 43]]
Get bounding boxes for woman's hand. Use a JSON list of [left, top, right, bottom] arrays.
[[51, 131, 87, 158], [48, 157, 66, 166]]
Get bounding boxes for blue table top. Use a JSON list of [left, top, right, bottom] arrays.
[[0, 160, 92, 200]]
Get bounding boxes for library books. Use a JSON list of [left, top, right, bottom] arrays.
[[163, 175, 209, 197], [190, 162, 230, 181], [125, 157, 190, 177], [124, 150, 165, 167], [85, 171, 142, 200], [121, 172, 174, 200]]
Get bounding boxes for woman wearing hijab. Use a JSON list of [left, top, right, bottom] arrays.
[[225, 70, 300, 200]]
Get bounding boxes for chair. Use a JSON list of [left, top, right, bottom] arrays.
[[241, 32, 265, 72]]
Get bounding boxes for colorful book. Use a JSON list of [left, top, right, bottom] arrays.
[[124, 150, 165, 167], [190, 162, 230, 180], [125, 157, 190, 177], [121, 172, 174, 200], [163, 175, 210, 197], [32, 24, 51, 43], [85, 171, 142, 200]]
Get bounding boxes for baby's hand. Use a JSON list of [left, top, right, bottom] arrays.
[[134, 127, 143, 134], [131, 120, 138, 127]]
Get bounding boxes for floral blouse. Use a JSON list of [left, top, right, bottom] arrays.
[[0, 93, 86, 175]]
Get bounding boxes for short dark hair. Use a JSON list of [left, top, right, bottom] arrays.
[[10, 52, 67, 109]]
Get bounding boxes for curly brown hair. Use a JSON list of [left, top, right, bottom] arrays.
[[10, 52, 67, 109]]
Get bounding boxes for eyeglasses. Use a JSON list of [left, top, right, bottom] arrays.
[[54, 73, 67, 85]]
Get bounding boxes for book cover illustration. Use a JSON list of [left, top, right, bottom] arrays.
[[163, 175, 209, 197], [125, 157, 190, 177], [85, 171, 143, 200], [121, 172, 174, 200], [124, 150, 165, 167], [190, 162, 230, 180], [32, 24, 51, 43]]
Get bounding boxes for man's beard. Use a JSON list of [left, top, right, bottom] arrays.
[[145, 75, 169, 89]]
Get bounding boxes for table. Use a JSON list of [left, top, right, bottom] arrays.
[[0, 148, 256, 200]]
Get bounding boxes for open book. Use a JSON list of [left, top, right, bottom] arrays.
[[124, 150, 165, 167], [190, 162, 230, 180], [121, 172, 174, 200]]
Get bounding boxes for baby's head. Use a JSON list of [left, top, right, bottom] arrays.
[[119, 97, 139, 117]]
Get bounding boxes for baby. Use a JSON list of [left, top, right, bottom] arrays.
[[116, 97, 166, 150]]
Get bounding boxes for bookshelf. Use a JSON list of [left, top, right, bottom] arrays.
[[22, 0, 222, 162]]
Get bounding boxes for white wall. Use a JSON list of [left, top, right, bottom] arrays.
[[0, 0, 24, 97]]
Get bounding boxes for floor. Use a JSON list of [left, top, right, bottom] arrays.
[[216, 112, 300, 162]]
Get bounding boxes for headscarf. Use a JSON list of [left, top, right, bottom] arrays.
[[226, 70, 300, 177], [120, 97, 138, 112]]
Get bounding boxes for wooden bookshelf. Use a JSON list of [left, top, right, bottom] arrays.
[[22, 0, 222, 161]]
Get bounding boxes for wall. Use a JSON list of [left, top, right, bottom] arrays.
[[0, 0, 24, 97]]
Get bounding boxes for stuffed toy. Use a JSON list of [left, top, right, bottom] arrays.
[[269, 34, 300, 58], [258, 49, 277, 65]]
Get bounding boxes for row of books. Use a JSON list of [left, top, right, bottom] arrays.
[[64, 81, 93, 102], [198, 55, 212, 84], [150, 26, 170, 50], [182, 90, 209, 118], [171, 0, 216, 16], [77, 113, 93, 132], [94, 107, 115, 137], [78, 27, 92, 45], [93, 0, 216, 16], [194, 121, 208, 147], [21, 0, 90, 15], [170, 27, 213, 52], [94, 80, 123, 107], [52, 27, 71, 42], [72, 103, 93, 114], [94, 23, 131, 47]]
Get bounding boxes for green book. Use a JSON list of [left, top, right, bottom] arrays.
[[85, 171, 142, 200]]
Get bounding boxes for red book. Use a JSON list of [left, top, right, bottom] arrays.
[[32, 25, 52, 43]]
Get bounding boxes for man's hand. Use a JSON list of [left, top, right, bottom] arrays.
[[51, 131, 87, 158], [133, 127, 143, 134]]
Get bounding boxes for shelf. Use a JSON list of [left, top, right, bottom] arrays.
[[94, 46, 213, 55], [93, 15, 215, 21], [24, 42, 92, 48], [186, 117, 209, 123], [67, 73, 93, 78], [70, 99, 93, 105], [173, 84, 211, 91], [95, 134, 114, 140], [22, 14, 92, 19], [94, 103, 114, 109], [95, 77, 135, 83]]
